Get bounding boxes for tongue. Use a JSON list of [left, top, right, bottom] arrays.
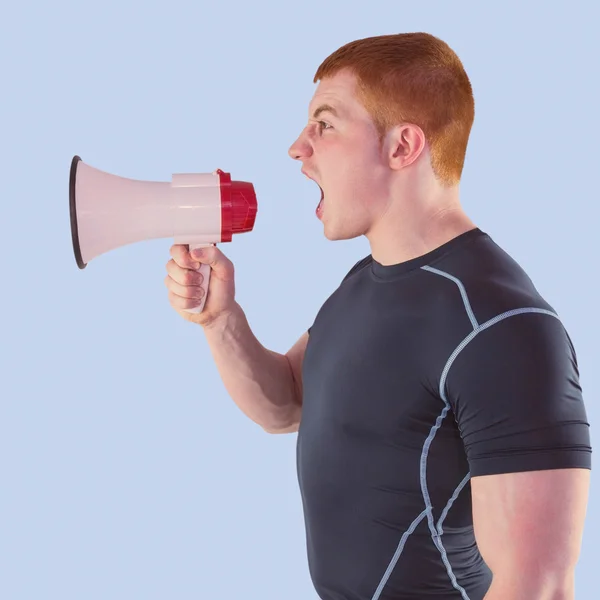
[[316, 186, 324, 213]]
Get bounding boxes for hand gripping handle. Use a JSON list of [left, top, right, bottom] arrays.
[[183, 243, 213, 314]]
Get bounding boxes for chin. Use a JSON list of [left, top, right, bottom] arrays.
[[323, 225, 362, 242], [320, 204, 368, 241]]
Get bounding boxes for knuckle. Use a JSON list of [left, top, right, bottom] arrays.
[[183, 270, 196, 285], [169, 290, 182, 303]]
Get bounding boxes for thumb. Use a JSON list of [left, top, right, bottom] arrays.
[[190, 245, 233, 279]]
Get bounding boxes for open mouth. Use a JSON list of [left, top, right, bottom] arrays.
[[303, 170, 325, 218], [316, 185, 324, 217]]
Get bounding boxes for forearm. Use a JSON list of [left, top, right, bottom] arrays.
[[484, 571, 574, 600], [202, 302, 301, 432]]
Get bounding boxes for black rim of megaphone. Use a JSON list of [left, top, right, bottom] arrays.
[[69, 155, 87, 269]]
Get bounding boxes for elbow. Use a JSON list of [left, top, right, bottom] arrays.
[[489, 566, 576, 600], [261, 409, 301, 435], [262, 371, 302, 434], [263, 422, 300, 434], [262, 413, 300, 434]]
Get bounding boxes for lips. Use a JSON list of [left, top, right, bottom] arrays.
[[302, 169, 325, 220]]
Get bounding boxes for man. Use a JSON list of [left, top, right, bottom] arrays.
[[164, 33, 592, 600]]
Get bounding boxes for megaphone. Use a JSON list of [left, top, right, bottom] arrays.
[[69, 155, 257, 314]]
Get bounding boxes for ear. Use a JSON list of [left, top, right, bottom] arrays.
[[386, 124, 426, 171]]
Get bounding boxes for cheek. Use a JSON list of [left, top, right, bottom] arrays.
[[335, 161, 376, 203], [322, 143, 381, 210], [328, 153, 367, 189]]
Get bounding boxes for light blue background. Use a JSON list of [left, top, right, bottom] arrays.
[[1, 1, 597, 598]]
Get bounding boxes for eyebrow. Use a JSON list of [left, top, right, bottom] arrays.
[[311, 104, 340, 120]]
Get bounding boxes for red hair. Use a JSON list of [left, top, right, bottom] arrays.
[[313, 32, 475, 187]]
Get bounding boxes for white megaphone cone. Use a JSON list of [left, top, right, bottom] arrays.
[[69, 155, 258, 314]]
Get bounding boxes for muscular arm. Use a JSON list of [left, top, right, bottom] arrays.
[[444, 311, 592, 598], [203, 301, 307, 433], [472, 468, 590, 600]]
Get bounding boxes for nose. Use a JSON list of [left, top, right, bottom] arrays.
[[288, 130, 313, 161]]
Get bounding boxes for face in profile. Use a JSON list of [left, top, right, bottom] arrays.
[[288, 70, 393, 241]]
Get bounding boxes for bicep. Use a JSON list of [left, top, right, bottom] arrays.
[[471, 468, 590, 576], [447, 312, 592, 582]]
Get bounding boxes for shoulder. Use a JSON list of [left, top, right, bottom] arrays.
[[424, 232, 556, 325], [443, 297, 591, 476], [341, 254, 372, 284]]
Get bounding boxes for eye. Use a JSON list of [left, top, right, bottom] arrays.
[[318, 120, 332, 132]]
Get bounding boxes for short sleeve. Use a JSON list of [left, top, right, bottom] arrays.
[[445, 310, 592, 477]]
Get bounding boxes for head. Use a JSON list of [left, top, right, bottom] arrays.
[[288, 32, 475, 242]]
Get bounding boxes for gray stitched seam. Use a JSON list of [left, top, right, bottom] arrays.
[[369, 307, 560, 599], [370, 508, 429, 600], [436, 473, 471, 536], [421, 265, 479, 330], [421, 307, 560, 600]]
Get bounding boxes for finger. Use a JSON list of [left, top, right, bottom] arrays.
[[189, 245, 234, 280], [165, 259, 204, 287], [168, 290, 204, 311], [169, 244, 201, 270], [164, 275, 205, 300]]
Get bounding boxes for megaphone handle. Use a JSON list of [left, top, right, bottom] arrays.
[[183, 243, 214, 314]]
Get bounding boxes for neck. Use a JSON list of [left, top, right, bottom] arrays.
[[366, 184, 477, 266]]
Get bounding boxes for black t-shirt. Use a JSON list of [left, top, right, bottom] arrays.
[[297, 228, 591, 600]]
